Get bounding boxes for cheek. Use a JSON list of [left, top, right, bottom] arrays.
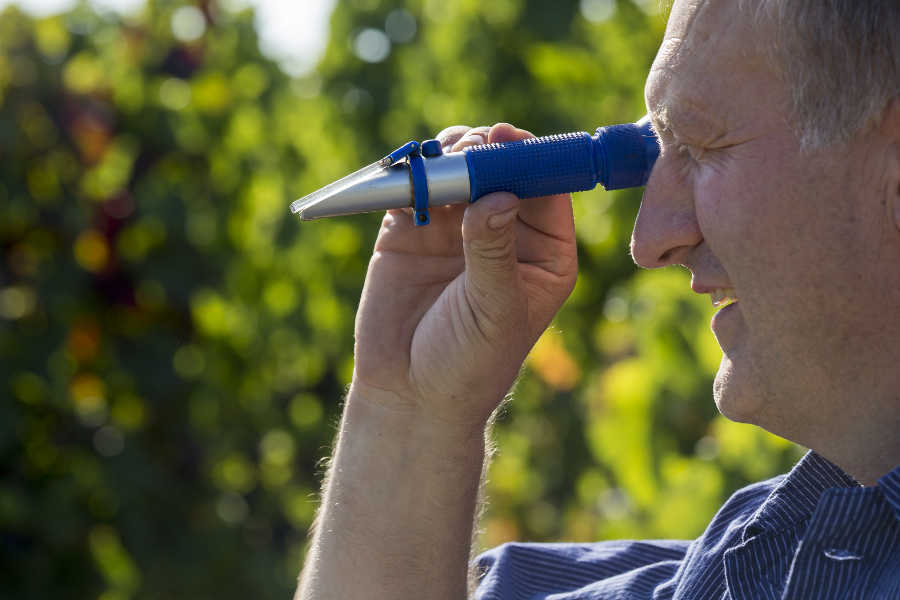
[[692, 149, 872, 334], [692, 160, 786, 278], [691, 156, 819, 343]]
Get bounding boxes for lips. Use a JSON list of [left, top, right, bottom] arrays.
[[690, 280, 739, 307], [709, 288, 738, 308]]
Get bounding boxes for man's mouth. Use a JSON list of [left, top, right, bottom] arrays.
[[710, 288, 738, 308]]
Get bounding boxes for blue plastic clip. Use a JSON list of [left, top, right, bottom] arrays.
[[382, 140, 430, 226], [380, 140, 419, 167], [408, 152, 429, 226]]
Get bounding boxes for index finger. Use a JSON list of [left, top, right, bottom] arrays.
[[436, 125, 491, 153], [486, 123, 575, 244]]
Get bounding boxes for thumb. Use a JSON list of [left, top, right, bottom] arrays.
[[461, 192, 523, 324]]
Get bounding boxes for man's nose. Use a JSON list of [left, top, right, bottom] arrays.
[[629, 158, 703, 268]]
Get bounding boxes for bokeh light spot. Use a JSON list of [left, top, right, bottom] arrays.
[[527, 329, 581, 390], [192, 72, 231, 114], [633, 0, 661, 15], [27, 163, 62, 204], [225, 105, 264, 152], [70, 373, 107, 425], [173, 344, 206, 379], [67, 319, 101, 362], [19, 102, 59, 149], [603, 295, 629, 323], [70, 113, 112, 164], [117, 217, 167, 263], [232, 63, 268, 99], [159, 77, 191, 110], [289, 393, 323, 429], [93, 426, 125, 457], [322, 223, 361, 257], [0, 285, 37, 319], [110, 393, 147, 430], [191, 290, 235, 338], [695, 435, 719, 461], [263, 278, 298, 316], [63, 52, 104, 93], [12, 372, 48, 405], [185, 210, 217, 247], [260, 429, 295, 466], [35, 18, 71, 62], [213, 453, 257, 493], [171, 6, 206, 42], [580, 0, 616, 23], [74, 230, 110, 273], [340, 86, 372, 114], [217, 492, 249, 524], [281, 486, 316, 530], [305, 293, 342, 332], [353, 28, 390, 63], [384, 9, 416, 43], [424, 0, 457, 22], [291, 76, 322, 99], [80, 136, 138, 200]]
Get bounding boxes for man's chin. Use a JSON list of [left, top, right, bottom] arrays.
[[712, 354, 764, 424]]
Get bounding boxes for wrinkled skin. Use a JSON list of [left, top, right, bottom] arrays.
[[632, 0, 900, 484], [353, 124, 578, 430], [297, 125, 579, 600]]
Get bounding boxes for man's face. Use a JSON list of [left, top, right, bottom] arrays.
[[633, 0, 899, 445]]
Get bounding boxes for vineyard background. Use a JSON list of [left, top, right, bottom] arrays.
[[0, 1, 803, 597]]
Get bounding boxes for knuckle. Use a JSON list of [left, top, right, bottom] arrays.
[[467, 235, 515, 262]]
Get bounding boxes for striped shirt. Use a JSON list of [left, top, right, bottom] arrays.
[[474, 451, 900, 599]]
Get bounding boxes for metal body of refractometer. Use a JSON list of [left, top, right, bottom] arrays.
[[294, 117, 659, 224]]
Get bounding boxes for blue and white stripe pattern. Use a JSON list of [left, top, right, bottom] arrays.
[[474, 452, 900, 599]]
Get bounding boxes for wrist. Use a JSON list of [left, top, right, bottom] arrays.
[[345, 380, 491, 448], [299, 381, 489, 600]]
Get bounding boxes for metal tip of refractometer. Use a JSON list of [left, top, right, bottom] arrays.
[[290, 194, 334, 220], [291, 164, 414, 221]]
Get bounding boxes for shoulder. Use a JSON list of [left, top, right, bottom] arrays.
[[477, 539, 691, 568], [472, 475, 787, 599], [474, 539, 691, 599]]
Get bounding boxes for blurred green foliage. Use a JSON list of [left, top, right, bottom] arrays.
[[0, 0, 804, 597]]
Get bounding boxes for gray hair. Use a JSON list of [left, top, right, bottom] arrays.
[[745, 0, 900, 148]]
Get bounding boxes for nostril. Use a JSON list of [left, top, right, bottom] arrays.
[[657, 248, 676, 264]]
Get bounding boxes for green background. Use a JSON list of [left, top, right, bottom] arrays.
[[0, 0, 803, 597]]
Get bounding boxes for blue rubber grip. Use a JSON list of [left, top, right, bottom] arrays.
[[463, 121, 659, 201], [465, 132, 598, 201], [595, 120, 659, 190]]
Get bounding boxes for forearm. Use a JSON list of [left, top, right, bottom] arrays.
[[296, 384, 490, 600]]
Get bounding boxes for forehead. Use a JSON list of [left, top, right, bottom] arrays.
[[646, 0, 778, 133]]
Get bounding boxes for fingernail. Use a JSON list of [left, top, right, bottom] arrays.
[[487, 208, 518, 230]]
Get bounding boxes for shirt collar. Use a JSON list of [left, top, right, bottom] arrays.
[[877, 462, 900, 521], [742, 451, 859, 540]]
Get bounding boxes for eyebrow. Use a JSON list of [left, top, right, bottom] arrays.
[[648, 95, 724, 145]]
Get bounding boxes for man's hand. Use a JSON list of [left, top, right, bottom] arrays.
[[296, 123, 578, 600], [353, 122, 578, 430]]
